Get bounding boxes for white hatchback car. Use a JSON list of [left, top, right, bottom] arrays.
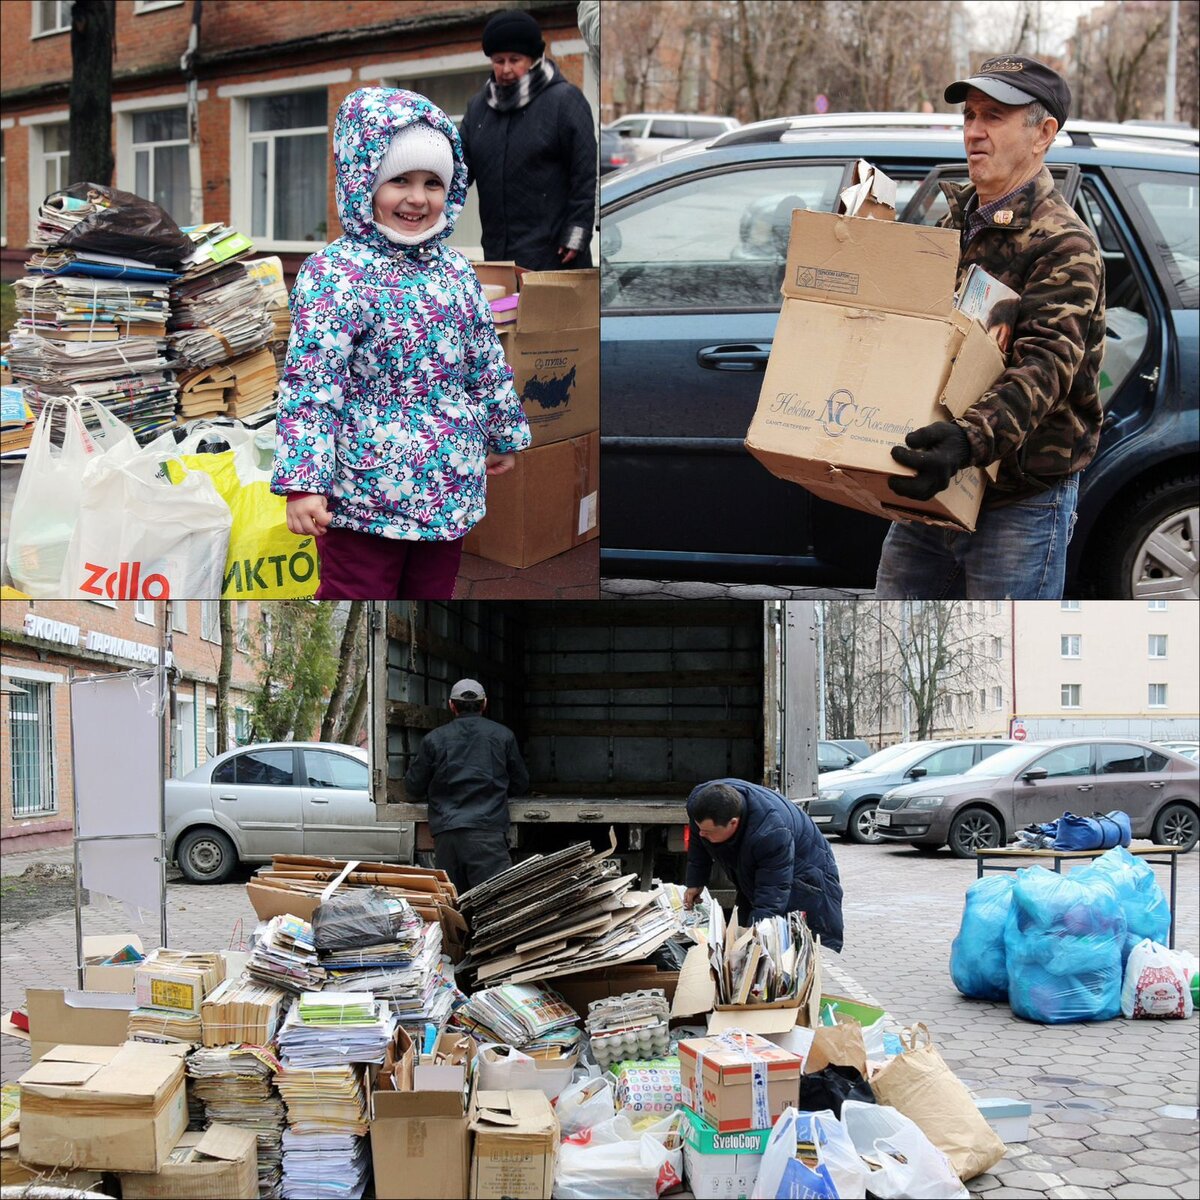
[[603, 112, 740, 161]]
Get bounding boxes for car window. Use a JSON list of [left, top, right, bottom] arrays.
[[848, 743, 929, 773], [235, 749, 294, 787], [304, 750, 368, 790], [647, 119, 690, 139], [212, 758, 236, 785], [686, 120, 726, 139], [1118, 168, 1200, 307], [1097, 743, 1147, 774], [602, 163, 846, 312], [1033, 744, 1093, 778], [1147, 750, 1171, 770], [977, 742, 1010, 762], [917, 744, 976, 777]]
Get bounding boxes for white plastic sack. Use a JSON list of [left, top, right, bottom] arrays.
[[145, 417, 254, 457], [476, 1043, 575, 1100], [554, 1112, 683, 1200], [751, 1107, 868, 1200], [1121, 939, 1194, 1019], [60, 443, 232, 599], [840, 1101, 969, 1200], [7, 396, 136, 595], [557, 1076, 617, 1140]]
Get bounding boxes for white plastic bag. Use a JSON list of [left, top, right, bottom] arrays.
[[60, 442, 232, 599], [840, 1101, 969, 1200], [7, 396, 136, 595], [752, 1107, 868, 1200], [1121, 938, 1194, 1019], [557, 1076, 617, 1140], [554, 1112, 683, 1200], [476, 1043, 576, 1100], [145, 417, 254, 457]]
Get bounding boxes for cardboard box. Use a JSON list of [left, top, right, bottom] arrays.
[[18, 1042, 188, 1172], [548, 965, 680, 1017], [469, 1089, 558, 1200], [17, 987, 137, 1064], [745, 206, 1005, 531], [677, 1032, 802, 1133], [83, 933, 145, 993], [976, 1097, 1032, 1143], [473, 263, 599, 447], [120, 1125, 258, 1199], [680, 1106, 770, 1200], [370, 1028, 472, 1200], [463, 430, 598, 568]]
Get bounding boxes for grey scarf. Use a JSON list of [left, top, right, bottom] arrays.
[[485, 58, 555, 112]]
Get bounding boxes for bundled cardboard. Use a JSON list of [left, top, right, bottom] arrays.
[[472, 263, 599, 446], [680, 1105, 771, 1199], [83, 933, 145, 993], [745, 179, 1006, 532], [463, 430, 599, 568], [18, 1042, 188, 1172], [678, 1031, 803, 1134], [120, 1124, 258, 1200], [468, 1088, 558, 1200]]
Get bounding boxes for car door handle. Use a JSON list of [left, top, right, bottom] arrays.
[[1149, 781, 1165, 788], [309, 797, 330, 804], [217, 794, 238, 802], [1076, 784, 1093, 791], [697, 344, 772, 371]]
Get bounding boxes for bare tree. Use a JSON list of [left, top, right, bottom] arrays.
[[321, 601, 365, 742], [821, 600, 882, 740], [215, 603, 233, 754], [1072, 1, 1172, 123], [68, 0, 117, 187]]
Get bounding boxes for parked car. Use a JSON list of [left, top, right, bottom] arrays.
[[807, 739, 1018, 843], [600, 128, 633, 176], [600, 113, 1199, 597], [603, 112, 740, 161], [817, 740, 861, 773], [876, 738, 1200, 857], [166, 742, 412, 883], [1156, 739, 1200, 756], [831, 738, 872, 760]]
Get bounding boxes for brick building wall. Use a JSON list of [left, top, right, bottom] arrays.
[[0, 598, 265, 853]]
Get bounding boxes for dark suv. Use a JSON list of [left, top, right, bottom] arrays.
[[600, 114, 1199, 597]]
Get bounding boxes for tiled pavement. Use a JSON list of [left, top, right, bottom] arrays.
[[1, 841, 1197, 1198]]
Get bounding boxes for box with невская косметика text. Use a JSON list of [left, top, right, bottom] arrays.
[[744, 166, 1006, 532]]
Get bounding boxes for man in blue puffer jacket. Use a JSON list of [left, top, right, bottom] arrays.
[[682, 778, 845, 952]]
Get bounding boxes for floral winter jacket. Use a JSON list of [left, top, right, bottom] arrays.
[[270, 88, 531, 541]]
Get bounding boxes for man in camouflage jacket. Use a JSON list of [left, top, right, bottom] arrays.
[[875, 56, 1105, 599]]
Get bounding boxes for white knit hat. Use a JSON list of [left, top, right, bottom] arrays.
[[372, 123, 454, 196]]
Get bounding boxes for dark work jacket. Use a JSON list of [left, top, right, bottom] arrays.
[[403, 713, 530, 835], [460, 63, 596, 271], [685, 778, 845, 952]]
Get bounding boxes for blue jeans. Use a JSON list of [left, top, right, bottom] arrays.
[[874, 475, 1080, 599]]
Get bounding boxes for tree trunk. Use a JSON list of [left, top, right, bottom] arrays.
[[337, 672, 369, 747], [216, 603, 233, 754], [69, 0, 116, 188], [321, 601, 363, 741]]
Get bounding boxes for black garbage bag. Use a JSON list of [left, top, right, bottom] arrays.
[[313, 887, 405, 951], [49, 182, 192, 266], [797, 1064, 876, 1117]]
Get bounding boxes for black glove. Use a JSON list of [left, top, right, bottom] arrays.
[[887, 421, 973, 501]]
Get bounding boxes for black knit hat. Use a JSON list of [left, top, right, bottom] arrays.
[[482, 9, 545, 59], [945, 55, 1071, 130]]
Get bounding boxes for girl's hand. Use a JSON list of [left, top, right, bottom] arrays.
[[485, 453, 516, 477], [286, 494, 333, 537]]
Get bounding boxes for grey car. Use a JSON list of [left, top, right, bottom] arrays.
[[807, 739, 1018, 844], [166, 741, 412, 883], [876, 738, 1200, 857]]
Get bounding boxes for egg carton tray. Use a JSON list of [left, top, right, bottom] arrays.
[[588, 1019, 671, 1068]]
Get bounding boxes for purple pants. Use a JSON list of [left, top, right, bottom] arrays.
[[314, 527, 463, 599]]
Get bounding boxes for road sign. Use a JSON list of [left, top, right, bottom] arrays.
[[815, 93, 829, 114], [1011, 720, 1027, 741]]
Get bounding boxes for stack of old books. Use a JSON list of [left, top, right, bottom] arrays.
[[127, 949, 225, 1045]]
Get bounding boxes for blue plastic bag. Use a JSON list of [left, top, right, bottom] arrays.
[[950, 874, 1015, 1001], [1004, 866, 1126, 1023], [1053, 810, 1131, 851], [1074, 845, 1170, 965]]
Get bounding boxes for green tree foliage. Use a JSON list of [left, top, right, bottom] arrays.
[[249, 602, 339, 741]]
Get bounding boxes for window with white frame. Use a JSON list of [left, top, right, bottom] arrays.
[[1061, 683, 1081, 708], [247, 91, 327, 245], [1061, 634, 1081, 658], [1060, 600, 1081, 611], [1148, 683, 1168, 707], [89, 597, 116, 609], [201, 601, 221, 644], [991, 636, 1002, 659], [38, 123, 70, 200], [131, 108, 190, 225], [1147, 599, 1168, 610], [235, 706, 252, 745], [33, 1, 72, 36], [135, 599, 154, 625], [172, 602, 189, 634], [175, 693, 197, 776], [134, 1, 185, 12], [9, 679, 57, 816], [991, 686, 1003, 710], [1148, 634, 1167, 659], [205, 701, 218, 757]]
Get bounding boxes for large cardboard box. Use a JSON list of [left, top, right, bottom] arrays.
[[83, 933, 145, 993], [473, 264, 599, 447], [677, 1032, 802, 1134], [18, 1042, 188, 1173], [463, 430, 598, 568], [18, 987, 137, 1064], [680, 1106, 770, 1200], [745, 208, 1005, 531], [469, 1089, 558, 1200], [120, 1125, 258, 1199], [548, 965, 680, 1018]]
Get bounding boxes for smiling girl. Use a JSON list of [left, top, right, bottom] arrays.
[[270, 88, 530, 599]]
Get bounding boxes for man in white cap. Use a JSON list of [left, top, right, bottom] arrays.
[[404, 678, 529, 893]]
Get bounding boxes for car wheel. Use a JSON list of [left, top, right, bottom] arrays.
[[1097, 475, 1199, 599], [948, 808, 1002, 859], [846, 801, 884, 845], [1152, 803, 1199, 853], [177, 828, 237, 884]]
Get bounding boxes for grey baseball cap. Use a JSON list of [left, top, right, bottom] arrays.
[[450, 678, 486, 701]]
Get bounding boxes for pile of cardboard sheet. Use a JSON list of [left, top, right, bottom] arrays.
[[456, 839, 677, 987]]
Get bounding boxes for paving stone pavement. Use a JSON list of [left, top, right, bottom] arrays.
[[1, 842, 1196, 1198]]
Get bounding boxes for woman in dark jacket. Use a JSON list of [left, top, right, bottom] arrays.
[[461, 9, 596, 271], [683, 778, 845, 952]]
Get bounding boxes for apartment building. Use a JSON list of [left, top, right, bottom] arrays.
[[0, 598, 264, 853], [0, 0, 590, 281]]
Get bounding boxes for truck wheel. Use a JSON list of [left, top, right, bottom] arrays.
[[1097, 475, 1198, 599], [177, 828, 237, 884], [948, 808, 1001, 859], [1153, 803, 1199, 852], [846, 801, 883, 844]]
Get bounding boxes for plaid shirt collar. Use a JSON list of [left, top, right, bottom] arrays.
[[963, 178, 1038, 245]]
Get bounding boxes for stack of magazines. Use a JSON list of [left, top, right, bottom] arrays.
[[453, 982, 581, 1056], [277, 994, 394, 1069], [274, 1065, 371, 1200], [247, 915, 326, 994]]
